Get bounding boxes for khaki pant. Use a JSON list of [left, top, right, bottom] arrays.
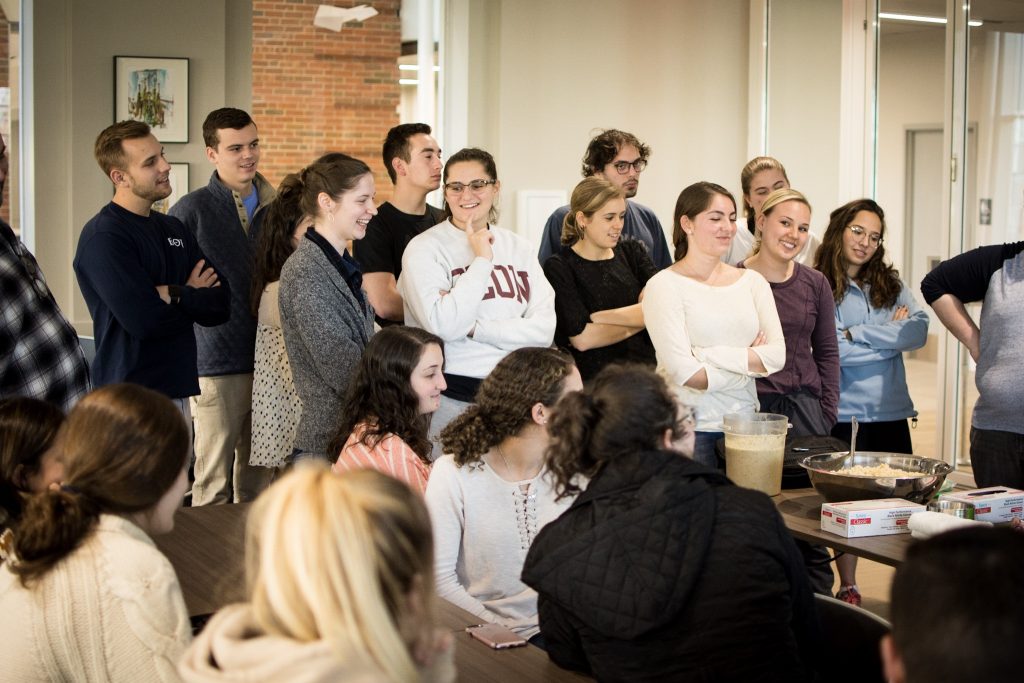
[[190, 373, 274, 505]]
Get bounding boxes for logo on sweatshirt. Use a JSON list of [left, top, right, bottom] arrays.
[[449, 264, 532, 303], [167, 238, 185, 248]]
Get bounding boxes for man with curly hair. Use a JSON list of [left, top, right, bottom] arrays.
[[538, 129, 671, 268]]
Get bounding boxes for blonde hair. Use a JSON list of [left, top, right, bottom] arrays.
[[751, 188, 811, 255], [560, 176, 625, 246], [246, 465, 434, 682]]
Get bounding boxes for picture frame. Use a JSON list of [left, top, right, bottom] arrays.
[[153, 163, 189, 215], [114, 56, 189, 143]]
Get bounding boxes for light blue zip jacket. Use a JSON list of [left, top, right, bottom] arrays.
[[834, 279, 929, 423]]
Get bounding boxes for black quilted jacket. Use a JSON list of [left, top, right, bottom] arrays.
[[522, 450, 821, 682]]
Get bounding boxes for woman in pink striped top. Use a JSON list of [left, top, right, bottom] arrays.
[[329, 326, 445, 494]]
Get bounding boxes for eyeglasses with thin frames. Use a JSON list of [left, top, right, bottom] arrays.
[[847, 224, 883, 246], [611, 159, 647, 175], [443, 179, 497, 194]]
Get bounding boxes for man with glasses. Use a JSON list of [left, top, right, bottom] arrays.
[[0, 132, 91, 410], [353, 123, 444, 325], [538, 129, 671, 268]]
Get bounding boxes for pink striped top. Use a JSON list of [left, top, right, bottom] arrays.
[[332, 424, 431, 495]]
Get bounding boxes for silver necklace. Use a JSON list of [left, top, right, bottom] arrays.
[[496, 443, 515, 476], [495, 443, 541, 481]]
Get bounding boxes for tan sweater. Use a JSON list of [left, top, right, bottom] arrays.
[[179, 603, 456, 683], [0, 514, 191, 681]]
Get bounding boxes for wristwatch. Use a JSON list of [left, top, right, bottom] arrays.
[[168, 285, 182, 305]]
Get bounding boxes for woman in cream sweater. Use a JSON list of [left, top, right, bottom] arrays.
[[0, 384, 192, 682], [642, 181, 785, 468]]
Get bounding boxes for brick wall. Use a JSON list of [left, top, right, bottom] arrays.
[[252, 0, 401, 202]]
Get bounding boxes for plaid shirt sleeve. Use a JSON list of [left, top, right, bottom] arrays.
[[0, 222, 90, 411]]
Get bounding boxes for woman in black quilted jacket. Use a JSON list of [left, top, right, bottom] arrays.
[[522, 365, 820, 682]]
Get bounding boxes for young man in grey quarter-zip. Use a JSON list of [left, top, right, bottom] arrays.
[[170, 108, 276, 505]]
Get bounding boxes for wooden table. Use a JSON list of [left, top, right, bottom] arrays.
[[154, 502, 250, 617], [437, 600, 591, 682], [158, 503, 590, 682], [774, 488, 910, 566]]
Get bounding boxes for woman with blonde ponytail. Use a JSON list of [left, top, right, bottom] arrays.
[[179, 466, 455, 683], [425, 347, 582, 643], [0, 383, 192, 682], [522, 365, 820, 681]]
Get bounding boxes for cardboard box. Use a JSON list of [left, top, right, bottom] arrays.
[[820, 499, 925, 538], [939, 487, 1024, 523]]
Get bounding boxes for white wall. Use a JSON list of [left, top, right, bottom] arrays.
[[447, 0, 750, 246], [766, 0, 843, 232], [31, 0, 252, 333], [876, 27, 946, 283]]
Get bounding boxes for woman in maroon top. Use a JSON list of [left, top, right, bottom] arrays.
[[741, 188, 839, 435], [741, 188, 843, 599]]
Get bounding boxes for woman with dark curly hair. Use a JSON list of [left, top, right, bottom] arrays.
[[328, 326, 446, 494], [424, 347, 582, 643], [522, 365, 820, 682], [814, 198, 928, 606]]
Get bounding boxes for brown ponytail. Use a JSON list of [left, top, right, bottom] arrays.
[[10, 384, 189, 586], [545, 364, 689, 499]]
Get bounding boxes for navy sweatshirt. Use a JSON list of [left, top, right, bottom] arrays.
[[170, 172, 275, 376], [73, 202, 231, 398]]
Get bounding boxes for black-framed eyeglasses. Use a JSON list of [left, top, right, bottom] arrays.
[[611, 159, 647, 175], [847, 224, 883, 246], [443, 179, 497, 194]]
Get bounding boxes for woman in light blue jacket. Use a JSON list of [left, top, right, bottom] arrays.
[[814, 198, 928, 606]]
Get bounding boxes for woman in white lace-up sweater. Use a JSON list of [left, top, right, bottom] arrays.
[[0, 384, 192, 682], [425, 347, 582, 641]]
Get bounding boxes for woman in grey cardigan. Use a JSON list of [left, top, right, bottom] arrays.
[[278, 153, 376, 459]]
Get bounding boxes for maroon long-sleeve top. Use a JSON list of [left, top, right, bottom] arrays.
[[748, 262, 841, 424]]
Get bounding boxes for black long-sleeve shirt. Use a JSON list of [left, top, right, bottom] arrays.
[[74, 202, 230, 398]]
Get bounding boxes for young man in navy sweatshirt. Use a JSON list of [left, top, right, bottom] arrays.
[[74, 120, 230, 427], [170, 108, 275, 505]]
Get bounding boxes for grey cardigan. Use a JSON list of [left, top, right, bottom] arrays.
[[279, 237, 374, 456]]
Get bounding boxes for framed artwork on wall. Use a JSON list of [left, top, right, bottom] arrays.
[[114, 56, 189, 143], [152, 163, 189, 214]]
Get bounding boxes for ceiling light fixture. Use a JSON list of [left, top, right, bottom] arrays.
[[879, 12, 983, 27]]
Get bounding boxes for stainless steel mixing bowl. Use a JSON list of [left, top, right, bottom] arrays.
[[799, 451, 952, 503]]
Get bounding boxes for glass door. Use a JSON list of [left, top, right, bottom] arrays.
[[953, 0, 1024, 479], [875, 0, 951, 462]]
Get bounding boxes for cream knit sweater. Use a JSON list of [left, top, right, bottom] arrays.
[[0, 514, 191, 681]]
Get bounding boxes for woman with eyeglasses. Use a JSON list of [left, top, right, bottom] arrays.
[[522, 365, 819, 681], [399, 148, 556, 450], [813, 198, 928, 606]]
